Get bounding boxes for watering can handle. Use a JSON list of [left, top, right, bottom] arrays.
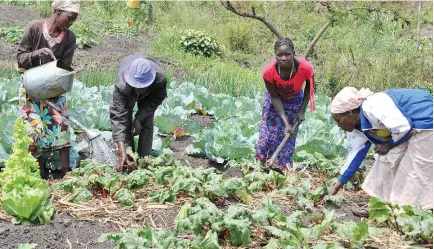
[[55, 68, 85, 80]]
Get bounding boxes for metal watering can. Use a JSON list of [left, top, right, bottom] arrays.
[[22, 60, 83, 100]]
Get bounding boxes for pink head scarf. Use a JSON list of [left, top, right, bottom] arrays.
[[330, 87, 373, 114]]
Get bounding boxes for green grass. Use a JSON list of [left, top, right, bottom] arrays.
[[76, 68, 116, 87], [0, 1, 432, 98], [149, 25, 263, 96]]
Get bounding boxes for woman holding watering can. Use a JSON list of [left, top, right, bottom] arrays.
[[17, 0, 80, 179]]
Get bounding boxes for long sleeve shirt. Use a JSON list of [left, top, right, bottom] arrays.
[[17, 19, 76, 69], [338, 89, 433, 184], [109, 54, 167, 143]]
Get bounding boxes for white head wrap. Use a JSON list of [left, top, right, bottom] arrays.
[[330, 87, 373, 114], [52, 0, 80, 13]]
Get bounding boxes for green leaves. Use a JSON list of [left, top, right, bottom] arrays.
[[368, 196, 396, 223], [334, 221, 369, 248], [150, 188, 175, 203], [67, 188, 93, 203], [0, 119, 55, 224], [199, 230, 220, 249], [179, 29, 223, 58], [17, 243, 38, 249], [115, 188, 135, 206]]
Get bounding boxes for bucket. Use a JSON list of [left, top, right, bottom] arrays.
[[23, 60, 83, 100]]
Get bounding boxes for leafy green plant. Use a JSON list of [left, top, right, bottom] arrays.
[[70, 20, 101, 49], [0, 119, 55, 224], [179, 29, 224, 57], [0, 25, 24, 44], [369, 197, 433, 244], [98, 225, 192, 249], [17, 243, 38, 249]]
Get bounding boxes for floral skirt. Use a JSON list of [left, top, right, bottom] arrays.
[[19, 84, 71, 154], [255, 90, 303, 167]]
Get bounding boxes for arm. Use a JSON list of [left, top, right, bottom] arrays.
[[17, 23, 36, 69], [296, 74, 315, 121], [330, 131, 371, 195], [110, 87, 130, 143], [135, 75, 167, 122], [338, 131, 371, 184], [61, 32, 76, 66], [264, 80, 290, 128]]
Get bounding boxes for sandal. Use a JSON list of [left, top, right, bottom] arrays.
[[352, 204, 369, 218]]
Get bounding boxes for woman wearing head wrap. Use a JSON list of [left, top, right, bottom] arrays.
[[16, 0, 80, 179], [255, 37, 316, 169], [329, 87, 433, 211]]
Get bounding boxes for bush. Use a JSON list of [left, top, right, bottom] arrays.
[[179, 29, 224, 57]]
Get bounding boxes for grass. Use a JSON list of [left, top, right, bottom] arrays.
[[0, 1, 432, 97]]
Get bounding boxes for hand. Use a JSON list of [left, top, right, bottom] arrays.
[[132, 118, 142, 136], [374, 142, 393, 155], [32, 48, 55, 61], [116, 142, 127, 172], [295, 111, 305, 124], [284, 123, 292, 135], [328, 181, 344, 195]]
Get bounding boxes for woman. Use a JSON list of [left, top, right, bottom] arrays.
[[256, 37, 315, 168], [328, 87, 433, 210], [17, 0, 80, 179]]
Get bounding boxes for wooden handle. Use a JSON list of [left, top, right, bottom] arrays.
[[267, 120, 300, 167]]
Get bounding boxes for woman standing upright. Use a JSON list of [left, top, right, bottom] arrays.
[[17, 0, 80, 179], [256, 38, 316, 169]]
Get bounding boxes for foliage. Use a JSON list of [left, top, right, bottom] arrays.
[[17, 243, 38, 249], [0, 25, 24, 44], [70, 20, 101, 49], [179, 29, 224, 58], [0, 118, 55, 224], [369, 197, 433, 244]]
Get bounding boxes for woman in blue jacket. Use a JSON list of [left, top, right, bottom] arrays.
[[328, 87, 432, 210]]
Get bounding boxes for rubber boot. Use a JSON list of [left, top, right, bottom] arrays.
[[138, 114, 154, 158], [38, 156, 48, 179], [59, 147, 70, 178]]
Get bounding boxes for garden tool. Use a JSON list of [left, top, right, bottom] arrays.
[[264, 120, 300, 175], [45, 100, 116, 167]]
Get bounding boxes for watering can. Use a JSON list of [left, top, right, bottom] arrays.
[[22, 60, 83, 101]]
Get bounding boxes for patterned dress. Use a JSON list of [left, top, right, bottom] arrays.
[[255, 57, 315, 167], [17, 20, 76, 154]]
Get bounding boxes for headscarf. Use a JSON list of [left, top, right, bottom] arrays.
[[52, 0, 80, 13], [330, 87, 373, 114]]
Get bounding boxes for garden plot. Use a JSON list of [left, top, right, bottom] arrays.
[[0, 78, 432, 249]]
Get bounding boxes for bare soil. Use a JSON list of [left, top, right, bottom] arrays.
[[0, 213, 118, 249]]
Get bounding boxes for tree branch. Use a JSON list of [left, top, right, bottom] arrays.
[[303, 19, 334, 59], [220, 1, 283, 38]]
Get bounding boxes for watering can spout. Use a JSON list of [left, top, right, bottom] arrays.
[[85, 130, 101, 141]]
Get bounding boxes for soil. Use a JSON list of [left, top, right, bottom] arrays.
[[0, 213, 118, 249]]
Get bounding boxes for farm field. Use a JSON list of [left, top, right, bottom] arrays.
[[0, 1, 432, 249]]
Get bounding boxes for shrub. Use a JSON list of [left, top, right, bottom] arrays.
[[179, 29, 224, 57]]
